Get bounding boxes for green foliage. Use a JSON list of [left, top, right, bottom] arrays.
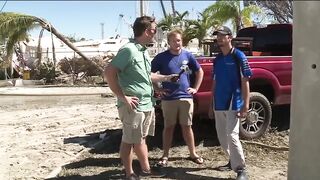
[[30, 61, 58, 83], [64, 35, 86, 43], [157, 10, 189, 32], [0, 12, 39, 55], [157, 14, 175, 32], [184, 12, 221, 47], [204, 0, 262, 33]]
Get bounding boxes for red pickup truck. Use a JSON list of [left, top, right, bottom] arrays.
[[194, 24, 292, 139], [155, 24, 292, 139]]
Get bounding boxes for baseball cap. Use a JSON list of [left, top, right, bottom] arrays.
[[212, 26, 232, 35]]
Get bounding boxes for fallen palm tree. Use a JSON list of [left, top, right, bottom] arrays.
[[0, 12, 104, 74]]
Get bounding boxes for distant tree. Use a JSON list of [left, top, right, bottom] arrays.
[[248, 0, 293, 23], [65, 35, 77, 43], [0, 12, 103, 73], [157, 10, 189, 32], [204, 0, 262, 33], [157, 14, 175, 32], [65, 35, 86, 43], [184, 12, 220, 47], [173, 11, 189, 29]]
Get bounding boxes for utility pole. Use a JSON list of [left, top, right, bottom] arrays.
[[100, 23, 104, 39], [140, 0, 144, 16]]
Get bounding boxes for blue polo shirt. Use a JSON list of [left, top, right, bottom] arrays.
[[151, 49, 201, 100], [213, 48, 252, 111]]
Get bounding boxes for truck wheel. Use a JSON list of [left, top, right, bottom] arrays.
[[239, 92, 272, 139]]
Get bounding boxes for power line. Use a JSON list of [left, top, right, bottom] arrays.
[[0, 0, 8, 12]]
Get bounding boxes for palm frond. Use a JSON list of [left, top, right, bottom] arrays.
[[5, 27, 29, 55], [0, 13, 37, 39]]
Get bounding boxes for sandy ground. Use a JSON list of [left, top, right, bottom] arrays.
[[0, 92, 289, 180], [0, 94, 119, 180]]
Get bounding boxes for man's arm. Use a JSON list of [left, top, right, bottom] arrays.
[[187, 68, 204, 94], [240, 77, 250, 117], [208, 79, 216, 119], [104, 64, 139, 109], [151, 73, 178, 83]]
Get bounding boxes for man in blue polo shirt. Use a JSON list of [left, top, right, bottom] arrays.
[[208, 26, 252, 180], [152, 29, 204, 167]]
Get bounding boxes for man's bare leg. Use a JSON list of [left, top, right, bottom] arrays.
[[181, 125, 198, 158], [133, 139, 150, 171], [162, 125, 175, 158], [120, 142, 134, 177]]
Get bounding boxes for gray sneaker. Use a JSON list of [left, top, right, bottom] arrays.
[[217, 161, 232, 171], [236, 169, 248, 180]]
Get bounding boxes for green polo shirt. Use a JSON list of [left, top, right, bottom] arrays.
[[110, 39, 154, 112]]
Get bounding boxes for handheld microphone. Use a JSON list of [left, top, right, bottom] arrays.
[[170, 65, 188, 82], [178, 68, 185, 77]]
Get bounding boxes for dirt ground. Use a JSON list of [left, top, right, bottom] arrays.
[[0, 95, 290, 180]]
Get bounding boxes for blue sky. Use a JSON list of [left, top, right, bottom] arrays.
[[3, 1, 216, 40]]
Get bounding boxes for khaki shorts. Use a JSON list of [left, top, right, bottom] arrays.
[[161, 98, 194, 127], [118, 105, 155, 144]]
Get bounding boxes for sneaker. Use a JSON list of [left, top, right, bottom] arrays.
[[236, 169, 248, 180], [125, 173, 140, 180], [217, 161, 232, 171], [139, 166, 166, 178]]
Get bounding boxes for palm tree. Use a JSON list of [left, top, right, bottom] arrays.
[[204, 0, 262, 33], [0, 13, 31, 58], [157, 10, 189, 32], [37, 28, 45, 66], [184, 12, 221, 48], [0, 12, 103, 72], [157, 14, 175, 32], [173, 11, 189, 29]]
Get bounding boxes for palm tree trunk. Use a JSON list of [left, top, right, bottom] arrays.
[[50, 30, 56, 76], [35, 18, 104, 72], [170, 0, 176, 17], [160, 0, 167, 18], [37, 28, 44, 67], [236, 16, 241, 33]]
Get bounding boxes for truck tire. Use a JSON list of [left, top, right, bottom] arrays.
[[239, 92, 272, 139]]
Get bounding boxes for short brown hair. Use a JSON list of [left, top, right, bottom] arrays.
[[167, 29, 183, 42], [133, 16, 155, 38]]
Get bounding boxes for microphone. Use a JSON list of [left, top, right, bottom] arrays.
[[178, 68, 185, 77], [179, 64, 189, 77], [171, 64, 189, 82]]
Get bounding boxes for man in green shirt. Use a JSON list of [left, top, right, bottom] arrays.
[[105, 16, 176, 180]]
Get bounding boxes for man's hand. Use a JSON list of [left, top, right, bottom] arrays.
[[187, 87, 198, 95], [154, 88, 169, 98], [120, 96, 139, 110], [237, 106, 249, 118], [165, 74, 179, 82]]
